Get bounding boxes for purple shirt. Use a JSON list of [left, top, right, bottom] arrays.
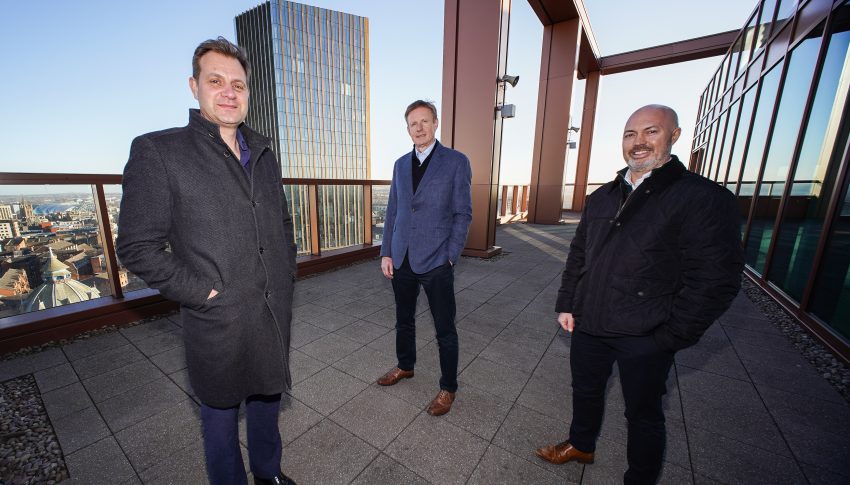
[[236, 128, 251, 174]]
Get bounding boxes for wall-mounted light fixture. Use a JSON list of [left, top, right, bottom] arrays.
[[498, 74, 520, 87], [496, 104, 516, 118]]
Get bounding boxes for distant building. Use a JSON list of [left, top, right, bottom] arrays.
[[0, 268, 30, 297], [19, 198, 34, 223], [0, 220, 20, 239], [22, 249, 101, 312], [236, 0, 370, 253], [0, 205, 14, 220], [5, 253, 43, 288]]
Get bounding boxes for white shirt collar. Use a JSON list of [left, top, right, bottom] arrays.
[[415, 140, 437, 164], [624, 169, 653, 190]]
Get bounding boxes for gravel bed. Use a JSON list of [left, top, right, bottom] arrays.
[[742, 278, 850, 403], [0, 375, 67, 484]]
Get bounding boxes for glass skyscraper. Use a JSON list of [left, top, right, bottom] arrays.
[[236, 0, 370, 254]]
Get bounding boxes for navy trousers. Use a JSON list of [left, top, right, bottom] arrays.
[[568, 330, 675, 485], [200, 394, 282, 485], [392, 255, 458, 392]]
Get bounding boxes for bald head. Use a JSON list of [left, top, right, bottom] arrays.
[[622, 104, 682, 177]]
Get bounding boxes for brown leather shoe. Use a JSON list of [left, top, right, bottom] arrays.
[[426, 390, 455, 416], [377, 367, 414, 386], [535, 441, 594, 465]]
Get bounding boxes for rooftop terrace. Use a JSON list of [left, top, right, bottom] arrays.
[[1, 223, 848, 484]]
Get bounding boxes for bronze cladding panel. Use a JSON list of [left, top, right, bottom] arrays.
[[572, 69, 599, 212]]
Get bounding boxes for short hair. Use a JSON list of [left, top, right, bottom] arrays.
[[192, 36, 251, 80], [404, 100, 438, 123]]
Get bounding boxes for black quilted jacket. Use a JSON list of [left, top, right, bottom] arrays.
[[556, 157, 743, 352]]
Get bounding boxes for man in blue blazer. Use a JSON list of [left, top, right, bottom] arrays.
[[377, 100, 472, 416]]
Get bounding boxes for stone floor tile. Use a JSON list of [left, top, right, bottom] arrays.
[[71, 343, 146, 380], [289, 321, 329, 349], [64, 437, 136, 484], [688, 426, 807, 484], [134, 329, 183, 357], [337, 299, 387, 319], [290, 366, 368, 415], [0, 347, 67, 381], [801, 463, 850, 485], [119, 317, 180, 342], [516, 373, 572, 424], [444, 385, 513, 441], [330, 386, 421, 449], [385, 413, 488, 485], [350, 453, 430, 485], [333, 319, 390, 344], [366, 330, 431, 357], [282, 420, 378, 485], [42, 382, 93, 421], [114, 398, 201, 473], [746, 357, 846, 404], [149, 345, 187, 374], [34, 362, 78, 393], [96, 375, 188, 432], [139, 441, 209, 485], [82, 359, 164, 403], [674, 346, 750, 380], [468, 444, 565, 485], [332, 346, 398, 384], [478, 337, 545, 373], [491, 404, 583, 482], [62, 333, 129, 362], [299, 332, 363, 365], [289, 348, 328, 385], [167, 368, 195, 399], [772, 416, 850, 478], [308, 308, 360, 332], [53, 406, 110, 455], [459, 356, 530, 402], [361, 307, 397, 328], [456, 311, 511, 338], [681, 389, 790, 455]]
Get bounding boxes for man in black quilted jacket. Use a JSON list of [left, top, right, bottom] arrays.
[[535, 105, 743, 484]]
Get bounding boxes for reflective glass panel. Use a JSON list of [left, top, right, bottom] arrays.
[[725, 86, 757, 192], [737, 64, 781, 233], [284, 184, 312, 256], [371, 185, 390, 243], [0, 185, 110, 319], [770, 5, 850, 301], [715, 101, 741, 183], [318, 185, 364, 251], [744, 30, 822, 273]]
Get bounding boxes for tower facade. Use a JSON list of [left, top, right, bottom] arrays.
[[236, 0, 370, 253]]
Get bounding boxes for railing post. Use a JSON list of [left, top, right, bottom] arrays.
[[500, 185, 508, 217], [92, 184, 123, 299], [511, 185, 519, 214], [308, 183, 321, 256], [364, 183, 373, 245], [520, 185, 528, 212]]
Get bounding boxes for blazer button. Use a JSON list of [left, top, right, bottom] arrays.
[[637, 291, 645, 297], [259, 247, 265, 254], [252, 200, 258, 207], [264, 290, 271, 298], [224, 151, 231, 158], [412, 208, 416, 213], [615, 221, 622, 227]]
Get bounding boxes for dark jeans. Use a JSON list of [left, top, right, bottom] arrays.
[[568, 330, 674, 485], [392, 255, 458, 392], [200, 393, 282, 485]]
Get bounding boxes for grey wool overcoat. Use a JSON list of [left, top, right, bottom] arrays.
[[117, 109, 297, 408]]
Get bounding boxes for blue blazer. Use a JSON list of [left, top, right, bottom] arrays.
[[380, 141, 472, 273]]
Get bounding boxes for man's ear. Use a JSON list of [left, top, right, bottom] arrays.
[[671, 127, 681, 145], [189, 76, 199, 100]]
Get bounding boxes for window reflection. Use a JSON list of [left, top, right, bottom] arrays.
[[737, 65, 781, 235], [771, 5, 850, 307], [744, 29, 822, 273], [725, 86, 757, 193]]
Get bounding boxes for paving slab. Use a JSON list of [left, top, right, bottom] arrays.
[[33, 362, 78, 393], [350, 453, 430, 485], [329, 386, 421, 449], [385, 413, 488, 485], [468, 445, 565, 485], [290, 366, 369, 415], [282, 420, 378, 485], [0, 347, 67, 381], [63, 436, 136, 484]]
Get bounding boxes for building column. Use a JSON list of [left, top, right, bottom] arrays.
[[527, 19, 581, 224], [572, 69, 599, 212], [441, 0, 510, 258]]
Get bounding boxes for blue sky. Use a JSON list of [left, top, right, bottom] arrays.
[[1, 0, 756, 188]]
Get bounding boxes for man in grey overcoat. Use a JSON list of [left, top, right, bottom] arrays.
[[117, 37, 297, 485], [377, 100, 472, 416]]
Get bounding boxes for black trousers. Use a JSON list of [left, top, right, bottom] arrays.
[[200, 394, 282, 485], [568, 330, 674, 485], [392, 255, 458, 392]]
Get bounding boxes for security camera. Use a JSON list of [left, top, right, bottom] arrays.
[[498, 74, 520, 87]]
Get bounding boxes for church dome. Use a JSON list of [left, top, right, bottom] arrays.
[[22, 249, 101, 312]]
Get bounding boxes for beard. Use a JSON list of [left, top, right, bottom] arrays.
[[626, 147, 671, 173]]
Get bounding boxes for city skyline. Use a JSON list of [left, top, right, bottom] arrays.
[[1, 0, 756, 191]]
